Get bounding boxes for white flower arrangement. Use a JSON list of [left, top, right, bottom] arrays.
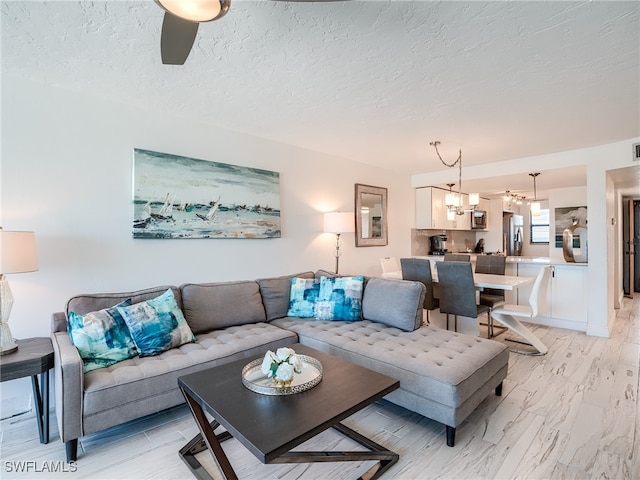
[[261, 347, 303, 384]]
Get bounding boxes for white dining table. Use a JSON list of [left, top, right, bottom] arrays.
[[431, 271, 533, 291], [471, 273, 533, 291]]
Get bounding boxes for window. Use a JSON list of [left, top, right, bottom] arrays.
[[530, 208, 550, 244]]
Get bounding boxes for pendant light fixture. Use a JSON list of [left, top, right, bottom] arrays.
[[529, 172, 541, 216], [445, 183, 456, 221], [430, 141, 479, 215]]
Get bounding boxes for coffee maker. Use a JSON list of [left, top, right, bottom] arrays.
[[429, 234, 448, 255]]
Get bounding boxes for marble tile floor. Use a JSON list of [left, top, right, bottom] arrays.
[[1, 295, 638, 479]]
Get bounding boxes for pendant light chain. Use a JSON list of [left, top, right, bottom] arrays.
[[430, 141, 464, 214]]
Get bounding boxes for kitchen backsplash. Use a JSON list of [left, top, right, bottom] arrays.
[[412, 229, 481, 256]]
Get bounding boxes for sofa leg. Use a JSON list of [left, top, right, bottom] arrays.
[[446, 425, 456, 447], [495, 382, 503, 396], [65, 439, 78, 462]]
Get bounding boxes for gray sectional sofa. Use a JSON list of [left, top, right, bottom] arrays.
[[51, 270, 509, 462]]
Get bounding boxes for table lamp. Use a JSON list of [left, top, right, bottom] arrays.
[[323, 212, 355, 274], [0, 229, 38, 355]]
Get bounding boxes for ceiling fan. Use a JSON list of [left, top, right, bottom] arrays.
[[155, 0, 343, 65]]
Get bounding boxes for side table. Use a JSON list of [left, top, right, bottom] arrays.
[[0, 337, 54, 444]]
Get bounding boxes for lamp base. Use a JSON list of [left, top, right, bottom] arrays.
[[0, 276, 18, 355], [0, 322, 18, 355]]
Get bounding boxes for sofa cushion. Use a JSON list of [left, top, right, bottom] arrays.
[[271, 318, 509, 412], [181, 280, 267, 333], [314, 276, 364, 321], [68, 300, 138, 373], [287, 277, 320, 318], [81, 322, 298, 419], [362, 277, 424, 331], [65, 285, 182, 317], [257, 271, 314, 321], [118, 289, 195, 357]]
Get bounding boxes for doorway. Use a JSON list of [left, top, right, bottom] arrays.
[[623, 199, 639, 296]]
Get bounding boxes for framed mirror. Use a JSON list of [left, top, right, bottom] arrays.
[[355, 183, 388, 247]]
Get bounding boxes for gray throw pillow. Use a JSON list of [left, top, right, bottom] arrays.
[[257, 271, 314, 320], [362, 278, 425, 331]]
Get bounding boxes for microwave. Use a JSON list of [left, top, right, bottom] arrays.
[[471, 210, 487, 229]]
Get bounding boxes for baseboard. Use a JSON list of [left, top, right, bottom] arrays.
[[525, 316, 587, 332]]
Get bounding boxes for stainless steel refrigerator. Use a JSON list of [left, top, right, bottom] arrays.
[[503, 212, 524, 256]]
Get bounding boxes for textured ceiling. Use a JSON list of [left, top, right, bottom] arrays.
[[2, 1, 639, 196]]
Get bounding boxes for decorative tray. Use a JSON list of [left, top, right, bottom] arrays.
[[241, 355, 323, 396]]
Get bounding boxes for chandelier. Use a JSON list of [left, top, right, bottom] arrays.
[[430, 141, 479, 215], [503, 191, 526, 205]]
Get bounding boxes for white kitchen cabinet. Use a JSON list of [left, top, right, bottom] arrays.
[[415, 187, 475, 230], [416, 187, 488, 231], [451, 204, 470, 230], [550, 265, 587, 323], [508, 261, 587, 330], [416, 187, 451, 230]]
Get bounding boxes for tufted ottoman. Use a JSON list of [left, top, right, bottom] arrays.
[[270, 318, 509, 446]]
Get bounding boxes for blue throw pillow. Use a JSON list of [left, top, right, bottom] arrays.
[[314, 276, 364, 321], [68, 300, 138, 373], [287, 277, 320, 318], [118, 289, 195, 357]]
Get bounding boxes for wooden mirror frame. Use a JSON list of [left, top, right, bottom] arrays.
[[355, 183, 388, 247]]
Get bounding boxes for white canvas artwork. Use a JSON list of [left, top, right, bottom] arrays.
[[132, 149, 281, 239]]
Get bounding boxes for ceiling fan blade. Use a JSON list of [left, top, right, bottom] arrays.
[[160, 12, 199, 65]]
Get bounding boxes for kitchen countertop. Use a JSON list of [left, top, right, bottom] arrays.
[[417, 255, 587, 266]]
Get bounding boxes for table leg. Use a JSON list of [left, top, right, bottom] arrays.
[[43, 371, 49, 443], [180, 386, 238, 480], [30, 372, 49, 444]]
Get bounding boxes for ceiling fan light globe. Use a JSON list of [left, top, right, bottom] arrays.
[[156, 0, 229, 22]]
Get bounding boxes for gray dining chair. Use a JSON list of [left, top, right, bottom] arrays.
[[400, 258, 439, 325], [436, 261, 490, 333], [443, 254, 471, 262], [475, 255, 507, 338]]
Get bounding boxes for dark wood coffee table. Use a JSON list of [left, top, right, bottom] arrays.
[[178, 343, 400, 480]]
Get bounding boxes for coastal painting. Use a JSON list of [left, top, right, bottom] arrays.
[[554, 205, 587, 248], [132, 149, 281, 239]]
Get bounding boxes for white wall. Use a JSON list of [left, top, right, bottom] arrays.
[[0, 76, 414, 417]]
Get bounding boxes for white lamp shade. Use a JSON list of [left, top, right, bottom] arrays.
[[530, 202, 541, 217], [324, 212, 355, 234], [0, 231, 38, 274], [445, 192, 455, 208], [445, 193, 462, 208], [156, 0, 227, 22], [469, 193, 480, 206]]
